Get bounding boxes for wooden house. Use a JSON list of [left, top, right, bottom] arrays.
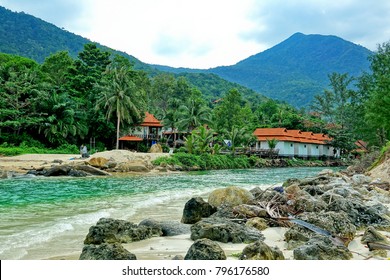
[[119, 112, 163, 149]]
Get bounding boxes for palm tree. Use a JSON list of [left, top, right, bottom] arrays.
[[177, 91, 212, 133], [95, 66, 145, 149], [267, 138, 279, 158]]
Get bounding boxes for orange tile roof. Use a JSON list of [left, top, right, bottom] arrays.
[[140, 112, 163, 127], [118, 135, 143, 141], [253, 128, 332, 144]]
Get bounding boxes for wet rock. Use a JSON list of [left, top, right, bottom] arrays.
[[44, 165, 71, 176], [79, 243, 137, 260], [74, 165, 111, 176], [239, 240, 285, 260], [190, 217, 264, 243], [84, 218, 161, 245], [184, 238, 226, 260], [208, 186, 254, 208], [293, 236, 353, 260], [181, 197, 217, 224]]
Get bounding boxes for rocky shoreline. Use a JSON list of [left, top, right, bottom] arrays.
[[78, 169, 390, 260], [1, 150, 347, 179]]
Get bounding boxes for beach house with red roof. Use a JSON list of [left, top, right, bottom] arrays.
[[253, 128, 339, 158], [119, 112, 163, 149]]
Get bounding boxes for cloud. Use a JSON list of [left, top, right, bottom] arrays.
[[0, 0, 93, 32], [242, 0, 390, 51]]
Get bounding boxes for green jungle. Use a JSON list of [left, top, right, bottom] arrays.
[[0, 40, 389, 158]]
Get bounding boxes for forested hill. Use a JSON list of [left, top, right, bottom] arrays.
[[155, 33, 373, 108], [0, 6, 152, 72]]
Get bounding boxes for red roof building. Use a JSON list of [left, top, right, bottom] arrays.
[[253, 128, 339, 158]]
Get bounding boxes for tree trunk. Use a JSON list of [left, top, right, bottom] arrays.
[[116, 113, 121, 150]]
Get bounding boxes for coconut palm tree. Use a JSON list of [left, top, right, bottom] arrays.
[[95, 66, 145, 149]]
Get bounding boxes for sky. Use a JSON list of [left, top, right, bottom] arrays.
[[0, 0, 389, 69]]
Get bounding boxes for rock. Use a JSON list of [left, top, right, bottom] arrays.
[[293, 211, 356, 245], [172, 255, 184, 260], [83, 218, 161, 245], [44, 165, 71, 176], [190, 217, 264, 243], [239, 240, 285, 260], [326, 196, 390, 228], [181, 197, 217, 224], [246, 217, 269, 231], [79, 243, 137, 260], [149, 144, 163, 153], [139, 219, 191, 236], [232, 204, 268, 218], [88, 157, 109, 168], [352, 174, 372, 185], [116, 161, 150, 172], [208, 186, 254, 208], [293, 235, 353, 260], [361, 226, 390, 245], [184, 238, 226, 260], [74, 165, 112, 176]]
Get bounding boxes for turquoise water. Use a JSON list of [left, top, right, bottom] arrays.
[[0, 167, 331, 259]]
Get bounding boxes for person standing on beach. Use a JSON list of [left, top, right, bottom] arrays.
[[81, 145, 89, 158]]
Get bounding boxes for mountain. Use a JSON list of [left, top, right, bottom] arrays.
[[208, 33, 373, 107], [155, 33, 373, 107]]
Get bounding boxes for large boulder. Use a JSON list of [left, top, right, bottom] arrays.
[[79, 243, 137, 260], [181, 197, 217, 224], [208, 186, 254, 208], [88, 157, 109, 169], [239, 240, 285, 260], [190, 217, 264, 243], [84, 218, 161, 245], [116, 161, 150, 172], [149, 144, 163, 153], [184, 238, 226, 260]]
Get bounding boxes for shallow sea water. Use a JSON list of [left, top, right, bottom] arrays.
[[0, 167, 334, 259]]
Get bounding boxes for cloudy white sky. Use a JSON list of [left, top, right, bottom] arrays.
[[1, 0, 389, 68]]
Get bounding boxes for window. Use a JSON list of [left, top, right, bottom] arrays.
[[290, 144, 293, 147], [304, 145, 307, 148]]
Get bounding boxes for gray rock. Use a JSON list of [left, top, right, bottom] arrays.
[[181, 197, 217, 224], [190, 217, 264, 243], [84, 218, 161, 245], [239, 240, 285, 260], [184, 238, 226, 260], [79, 243, 137, 260], [293, 236, 353, 260]]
